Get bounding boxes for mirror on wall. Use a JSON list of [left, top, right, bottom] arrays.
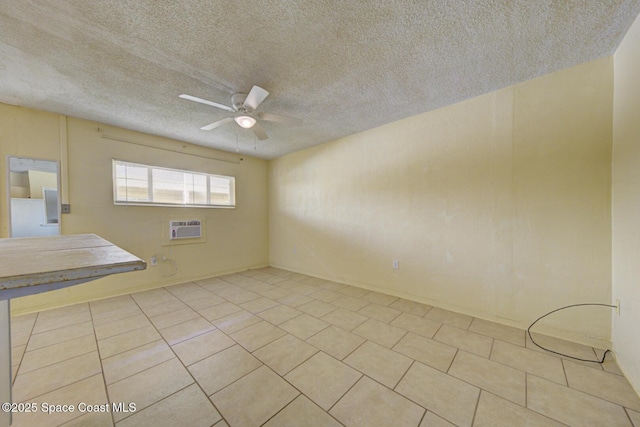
[[7, 157, 60, 237]]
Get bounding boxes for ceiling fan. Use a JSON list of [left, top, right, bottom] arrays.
[[179, 85, 302, 140]]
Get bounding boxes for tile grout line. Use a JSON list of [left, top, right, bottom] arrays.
[[488, 337, 496, 359], [445, 351, 535, 409], [393, 359, 417, 393], [623, 407, 635, 426], [11, 311, 39, 386], [473, 336, 610, 385], [14, 306, 109, 425], [560, 358, 570, 388], [338, 338, 368, 362], [260, 346, 320, 378], [325, 372, 364, 414], [10, 349, 104, 398], [94, 315, 149, 340], [470, 389, 483, 427], [445, 348, 459, 373], [390, 364, 461, 425], [24, 322, 95, 351], [18, 343, 97, 376], [415, 408, 428, 427], [169, 292, 266, 426], [126, 293, 232, 426], [525, 371, 640, 421], [103, 294, 171, 425], [257, 365, 347, 427], [525, 372, 529, 409], [90, 302, 119, 427]]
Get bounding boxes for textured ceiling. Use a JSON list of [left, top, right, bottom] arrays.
[[1, 1, 639, 159]]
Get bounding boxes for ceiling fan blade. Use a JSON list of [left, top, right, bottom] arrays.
[[243, 85, 269, 110], [179, 94, 235, 112], [252, 121, 269, 140], [200, 117, 233, 130], [258, 112, 303, 126]]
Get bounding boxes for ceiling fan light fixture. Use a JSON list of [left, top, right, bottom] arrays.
[[234, 114, 256, 129]]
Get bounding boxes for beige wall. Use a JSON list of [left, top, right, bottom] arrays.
[[613, 12, 640, 394], [1, 103, 269, 314], [269, 57, 613, 347]]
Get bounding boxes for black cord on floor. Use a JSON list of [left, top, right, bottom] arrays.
[[527, 303, 616, 364]]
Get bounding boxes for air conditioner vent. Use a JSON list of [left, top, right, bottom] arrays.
[[170, 220, 201, 240]]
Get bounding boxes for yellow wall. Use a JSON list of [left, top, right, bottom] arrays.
[[612, 12, 640, 395], [0, 104, 61, 238], [269, 57, 613, 347], [27, 170, 57, 199], [9, 172, 29, 198], [1, 103, 269, 314]]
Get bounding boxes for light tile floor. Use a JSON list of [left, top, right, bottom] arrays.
[[8, 267, 640, 427]]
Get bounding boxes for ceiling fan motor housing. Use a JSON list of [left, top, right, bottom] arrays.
[[231, 93, 248, 111]]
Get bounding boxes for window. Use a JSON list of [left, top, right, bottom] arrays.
[[113, 160, 235, 208]]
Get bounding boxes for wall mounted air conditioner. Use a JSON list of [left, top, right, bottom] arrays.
[[169, 220, 201, 240]]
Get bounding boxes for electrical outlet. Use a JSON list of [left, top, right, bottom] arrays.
[[151, 256, 158, 266], [393, 260, 399, 270], [616, 299, 621, 316]]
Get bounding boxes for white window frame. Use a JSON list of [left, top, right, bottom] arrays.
[[112, 160, 235, 208]]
